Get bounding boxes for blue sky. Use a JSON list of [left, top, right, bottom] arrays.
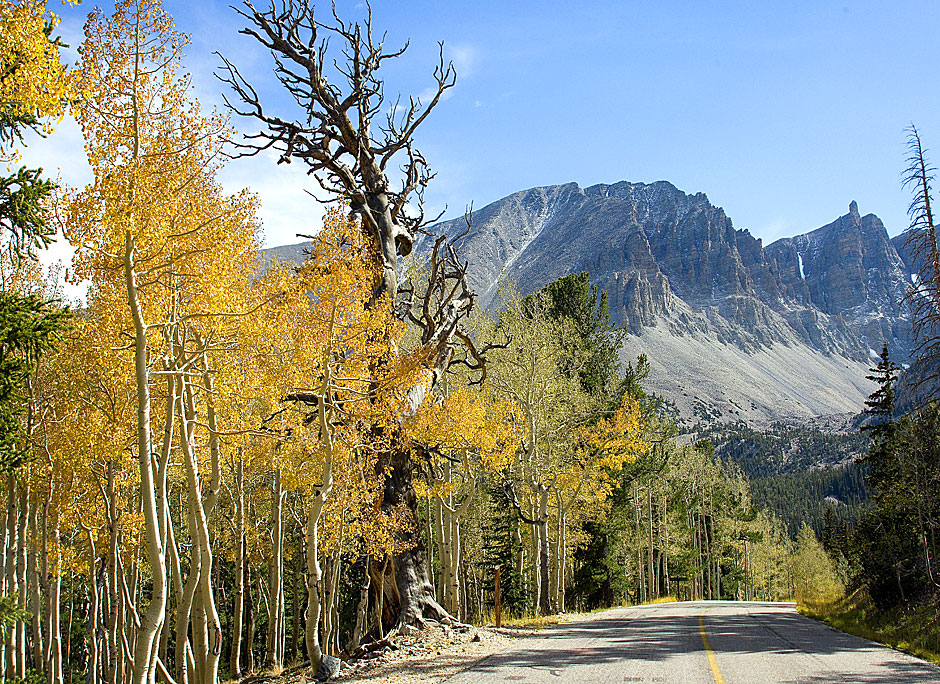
[[27, 0, 940, 255]]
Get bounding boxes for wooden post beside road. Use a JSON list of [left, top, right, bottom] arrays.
[[495, 565, 502, 628]]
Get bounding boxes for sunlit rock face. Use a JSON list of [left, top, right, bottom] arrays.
[[267, 181, 915, 424], [411, 182, 914, 424]]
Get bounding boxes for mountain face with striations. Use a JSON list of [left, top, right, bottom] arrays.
[[412, 181, 914, 425]]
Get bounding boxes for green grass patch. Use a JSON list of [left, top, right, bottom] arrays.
[[799, 588, 940, 666]]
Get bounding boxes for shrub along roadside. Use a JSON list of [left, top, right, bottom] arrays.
[[799, 588, 940, 667]]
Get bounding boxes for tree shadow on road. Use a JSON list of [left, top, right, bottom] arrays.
[[462, 602, 940, 684]]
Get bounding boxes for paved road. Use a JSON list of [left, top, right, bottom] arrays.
[[447, 601, 940, 683]]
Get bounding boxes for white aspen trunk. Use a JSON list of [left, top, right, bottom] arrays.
[[230, 457, 245, 678], [647, 487, 655, 600], [304, 314, 345, 666], [3, 479, 16, 677], [178, 372, 222, 684], [86, 530, 100, 684], [551, 492, 561, 612], [304, 492, 327, 670], [0, 477, 9, 681], [529, 508, 538, 610], [305, 343, 335, 671], [291, 547, 301, 664], [440, 499, 454, 614], [322, 555, 332, 655], [244, 563, 255, 674], [104, 461, 119, 684], [662, 494, 670, 598], [191, 587, 208, 682], [513, 520, 524, 611], [50, 527, 62, 684], [27, 500, 43, 672], [125, 232, 167, 684], [458, 546, 468, 622], [265, 469, 284, 670], [425, 500, 435, 592], [452, 517, 462, 622], [175, 500, 200, 684], [433, 497, 445, 601], [536, 486, 550, 616], [633, 484, 644, 604], [558, 511, 566, 613], [324, 551, 342, 655], [163, 506, 183, 671], [14, 483, 26, 679], [442, 461, 457, 615], [333, 553, 344, 654]]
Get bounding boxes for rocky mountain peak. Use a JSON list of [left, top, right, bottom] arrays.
[[267, 179, 917, 424]]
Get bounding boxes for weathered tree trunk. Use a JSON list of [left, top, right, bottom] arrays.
[[381, 449, 449, 632]]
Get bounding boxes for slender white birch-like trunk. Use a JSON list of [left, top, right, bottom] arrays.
[[305, 341, 336, 671], [265, 469, 284, 670], [230, 456, 245, 678], [125, 231, 167, 684]]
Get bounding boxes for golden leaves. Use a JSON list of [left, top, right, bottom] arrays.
[[405, 386, 519, 477], [580, 394, 648, 471], [0, 0, 76, 160]]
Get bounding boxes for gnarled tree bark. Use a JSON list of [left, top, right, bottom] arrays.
[[221, 1, 489, 636]]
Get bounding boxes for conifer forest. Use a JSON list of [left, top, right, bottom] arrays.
[[1, 1, 938, 683]]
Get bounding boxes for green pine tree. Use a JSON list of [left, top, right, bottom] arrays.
[[481, 484, 528, 617]]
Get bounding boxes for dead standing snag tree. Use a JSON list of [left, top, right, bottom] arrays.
[[218, 1, 484, 634], [219, 0, 452, 306]]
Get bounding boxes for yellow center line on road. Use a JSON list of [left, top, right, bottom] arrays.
[[699, 613, 728, 684]]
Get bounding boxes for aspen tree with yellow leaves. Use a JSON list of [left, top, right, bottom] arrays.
[[67, 1, 263, 682], [255, 207, 423, 671], [405, 385, 519, 619]]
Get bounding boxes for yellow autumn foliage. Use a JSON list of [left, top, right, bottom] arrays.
[[0, 0, 76, 159]]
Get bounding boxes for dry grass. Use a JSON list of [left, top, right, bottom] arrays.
[[799, 588, 940, 666], [643, 595, 679, 605]]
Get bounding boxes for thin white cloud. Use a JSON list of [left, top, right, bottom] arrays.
[[219, 151, 329, 248], [447, 44, 478, 79]]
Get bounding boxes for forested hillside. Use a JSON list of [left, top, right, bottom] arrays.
[[703, 422, 871, 535]]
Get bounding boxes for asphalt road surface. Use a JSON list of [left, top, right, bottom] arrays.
[[447, 601, 940, 684]]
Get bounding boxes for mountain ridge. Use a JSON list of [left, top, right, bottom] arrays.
[[267, 179, 915, 426], [414, 180, 914, 425]]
